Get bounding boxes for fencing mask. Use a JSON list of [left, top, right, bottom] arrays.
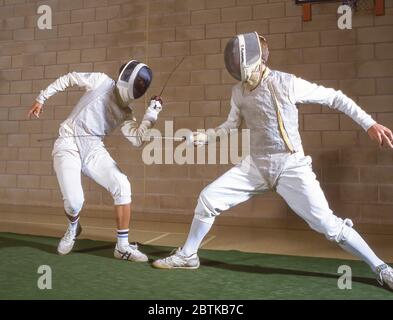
[[224, 32, 269, 90], [117, 60, 152, 104]]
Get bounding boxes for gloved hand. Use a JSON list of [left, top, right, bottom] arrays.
[[143, 96, 163, 123], [186, 131, 216, 146]]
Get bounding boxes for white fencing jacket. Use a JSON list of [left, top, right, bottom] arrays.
[[216, 68, 376, 187], [36, 72, 153, 161]]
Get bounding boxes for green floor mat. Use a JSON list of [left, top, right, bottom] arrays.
[[0, 232, 391, 299]]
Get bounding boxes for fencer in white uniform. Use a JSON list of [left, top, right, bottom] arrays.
[[153, 32, 393, 290], [28, 60, 163, 261]]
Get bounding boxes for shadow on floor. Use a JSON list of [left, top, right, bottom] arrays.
[[0, 233, 56, 254], [147, 247, 391, 292], [0, 233, 390, 293], [200, 257, 390, 291]]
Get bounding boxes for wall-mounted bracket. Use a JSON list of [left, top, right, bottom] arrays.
[[296, 0, 385, 22], [303, 3, 312, 21]]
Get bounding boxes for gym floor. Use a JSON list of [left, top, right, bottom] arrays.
[[1, 205, 392, 299]]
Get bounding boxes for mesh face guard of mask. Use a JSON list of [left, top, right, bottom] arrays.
[[224, 32, 267, 83], [117, 60, 153, 101]]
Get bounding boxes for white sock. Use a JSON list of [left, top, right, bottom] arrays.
[[69, 216, 79, 233], [181, 217, 214, 256], [339, 228, 385, 273], [117, 229, 129, 249]]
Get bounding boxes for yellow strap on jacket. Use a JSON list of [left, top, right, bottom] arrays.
[[268, 82, 295, 153]]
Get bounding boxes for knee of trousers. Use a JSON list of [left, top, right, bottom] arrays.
[[322, 217, 354, 244], [110, 173, 131, 205], [194, 187, 221, 223], [64, 196, 84, 216]]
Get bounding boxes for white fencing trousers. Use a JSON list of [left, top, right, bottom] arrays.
[[53, 147, 131, 216], [195, 152, 352, 243]]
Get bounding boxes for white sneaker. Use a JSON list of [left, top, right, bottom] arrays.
[[376, 264, 393, 290], [152, 248, 200, 269], [57, 222, 82, 255], [114, 243, 148, 262]]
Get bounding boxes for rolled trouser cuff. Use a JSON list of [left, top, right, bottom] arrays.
[[194, 214, 216, 225], [322, 216, 354, 243], [64, 198, 84, 216], [335, 218, 354, 243], [114, 196, 132, 206], [194, 190, 221, 222]]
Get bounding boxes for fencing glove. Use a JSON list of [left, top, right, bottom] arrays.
[[186, 131, 217, 146], [143, 96, 163, 123]]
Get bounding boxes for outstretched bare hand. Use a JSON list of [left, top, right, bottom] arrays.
[[27, 101, 43, 119], [367, 123, 393, 149]]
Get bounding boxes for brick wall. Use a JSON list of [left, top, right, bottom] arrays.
[[0, 0, 392, 225]]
